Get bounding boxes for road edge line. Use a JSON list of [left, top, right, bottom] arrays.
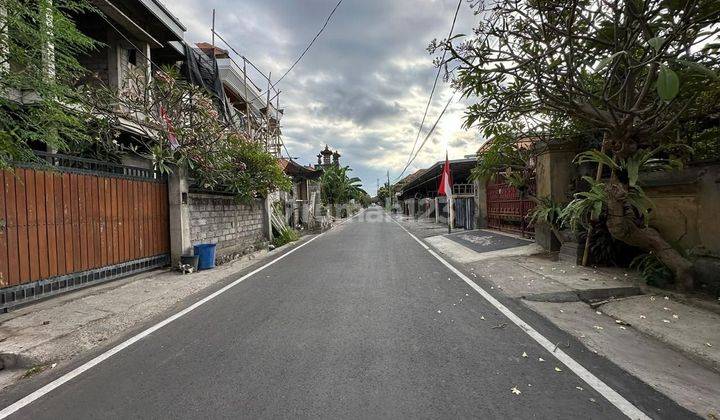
[[0, 211, 364, 419], [389, 215, 649, 420]]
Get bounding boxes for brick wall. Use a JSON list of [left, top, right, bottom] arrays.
[[188, 194, 267, 256]]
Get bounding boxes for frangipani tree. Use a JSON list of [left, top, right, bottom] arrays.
[[88, 66, 289, 202], [437, 0, 720, 289]]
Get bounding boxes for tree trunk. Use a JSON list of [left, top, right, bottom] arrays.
[[605, 173, 694, 291]]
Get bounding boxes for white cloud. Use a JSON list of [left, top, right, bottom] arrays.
[[162, 0, 481, 193]]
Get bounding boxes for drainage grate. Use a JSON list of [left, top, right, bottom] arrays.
[[1, 255, 169, 312]]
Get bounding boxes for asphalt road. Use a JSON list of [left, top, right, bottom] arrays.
[[1, 208, 695, 419]]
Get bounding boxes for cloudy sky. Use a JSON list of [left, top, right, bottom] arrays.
[[166, 0, 482, 194]]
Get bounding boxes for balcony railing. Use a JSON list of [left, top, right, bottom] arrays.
[[453, 183, 475, 196]]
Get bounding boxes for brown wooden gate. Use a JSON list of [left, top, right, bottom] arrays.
[[486, 179, 536, 238], [0, 154, 169, 310]]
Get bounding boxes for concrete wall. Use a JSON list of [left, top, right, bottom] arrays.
[[188, 194, 267, 258], [533, 140, 578, 251], [642, 163, 720, 258]]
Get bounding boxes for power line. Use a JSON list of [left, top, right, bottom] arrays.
[[400, 93, 456, 177], [403, 0, 462, 171], [270, 0, 344, 89], [395, 0, 463, 182]]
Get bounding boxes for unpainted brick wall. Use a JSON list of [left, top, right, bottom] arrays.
[[188, 194, 266, 254]]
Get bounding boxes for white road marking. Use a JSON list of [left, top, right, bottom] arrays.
[[390, 216, 650, 420], [0, 211, 364, 419]]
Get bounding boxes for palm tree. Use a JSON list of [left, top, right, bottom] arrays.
[[320, 165, 362, 216]]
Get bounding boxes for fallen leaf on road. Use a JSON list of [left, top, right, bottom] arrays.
[[664, 296, 669, 300], [672, 314, 679, 319], [480, 316, 485, 320], [663, 307, 670, 311], [437, 310, 442, 314], [576, 386, 584, 391], [619, 326, 626, 330], [465, 293, 469, 296], [522, 352, 528, 358], [640, 315, 646, 319], [538, 357, 545, 362], [595, 311, 602, 315], [663, 319, 670, 323], [706, 343, 713, 348], [554, 367, 563, 372], [511, 387, 521, 395], [650, 296, 656, 301], [593, 325, 604, 330], [589, 398, 596, 403], [51, 363, 57, 369]]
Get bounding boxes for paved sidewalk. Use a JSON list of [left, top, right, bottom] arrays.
[[394, 214, 720, 418], [0, 238, 311, 391]]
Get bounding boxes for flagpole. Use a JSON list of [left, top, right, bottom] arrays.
[[446, 150, 452, 234], [448, 191, 452, 234]]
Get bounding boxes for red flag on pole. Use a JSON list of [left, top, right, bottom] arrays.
[[438, 151, 453, 233], [438, 152, 453, 197]]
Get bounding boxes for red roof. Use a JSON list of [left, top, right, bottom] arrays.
[[195, 42, 229, 58], [278, 159, 321, 179]]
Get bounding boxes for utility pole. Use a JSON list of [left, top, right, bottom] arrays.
[[386, 170, 391, 210]]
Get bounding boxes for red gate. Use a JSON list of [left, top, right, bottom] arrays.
[[486, 179, 535, 238]]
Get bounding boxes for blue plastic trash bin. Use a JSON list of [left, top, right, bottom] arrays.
[[193, 243, 217, 270]]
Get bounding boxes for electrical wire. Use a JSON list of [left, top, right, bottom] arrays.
[[401, 93, 455, 175], [394, 0, 463, 182], [270, 0, 344, 89], [97, 13, 166, 76], [401, 0, 462, 173]]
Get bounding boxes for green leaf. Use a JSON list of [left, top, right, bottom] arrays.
[[656, 65, 679, 101], [626, 159, 640, 187], [676, 59, 718, 80], [594, 51, 625, 73], [590, 200, 603, 221], [648, 37, 665, 53]]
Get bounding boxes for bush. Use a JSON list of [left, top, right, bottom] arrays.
[[631, 253, 674, 288], [272, 229, 300, 248]]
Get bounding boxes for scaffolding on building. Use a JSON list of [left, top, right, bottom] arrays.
[[192, 13, 286, 159]]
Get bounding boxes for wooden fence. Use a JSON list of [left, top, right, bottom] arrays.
[[0, 167, 169, 289]]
